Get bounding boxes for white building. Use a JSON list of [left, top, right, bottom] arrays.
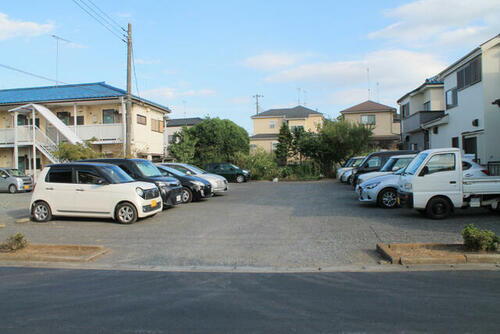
[[421, 34, 500, 165]]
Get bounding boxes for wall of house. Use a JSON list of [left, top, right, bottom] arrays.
[[482, 38, 500, 163], [132, 104, 165, 157], [343, 112, 399, 136], [252, 117, 283, 135], [428, 87, 445, 110], [250, 139, 277, 153]]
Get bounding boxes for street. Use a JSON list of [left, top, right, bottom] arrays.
[[1, 180, 499, 269], [0, 267, 499, 333]]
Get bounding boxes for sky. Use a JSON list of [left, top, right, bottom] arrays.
[[1, 0, 499, 133]]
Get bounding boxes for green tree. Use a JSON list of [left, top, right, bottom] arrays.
[[275, 123, 293, 166], [187, 118, 249, 164], [298, 120, 372, 177], [290, 126, 305, 162], [168, 126, 197, 163], [52, 140, 103, 161], [234, 148, 279, 180]]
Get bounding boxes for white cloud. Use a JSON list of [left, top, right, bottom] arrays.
[[369, 0, 500, 48], [266, 49, 446, 91], [243, 52, 308, 70], [0, 13, 54, 40], [143, 87, 216, 100]]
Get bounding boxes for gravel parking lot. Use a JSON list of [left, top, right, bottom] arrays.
[[0, 180, 499, 269]]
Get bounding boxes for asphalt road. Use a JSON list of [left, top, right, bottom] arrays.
[[1, 181, 499, 269], [0, 267, 499, 333]]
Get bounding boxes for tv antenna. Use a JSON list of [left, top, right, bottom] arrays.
[[52, 35, 73, 86], [253, 94, 263, 114]]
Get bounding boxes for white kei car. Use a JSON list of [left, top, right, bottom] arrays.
[[30, 163, 162, 224]]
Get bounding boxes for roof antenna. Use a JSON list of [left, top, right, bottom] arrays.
[[297, 88, 302, 105], [52, 35, 72, 87], [376, 82, 380, 102], [253, 94, 263, 114], [303, 89, 308, 106], [366, 68, 371, 100]]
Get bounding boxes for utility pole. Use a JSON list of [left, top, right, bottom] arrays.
[[125, 23, 132, 157], [253, 94, 263, 114]]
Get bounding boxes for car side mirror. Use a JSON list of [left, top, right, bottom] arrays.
[[96, 178, 108, 185], [419, 166, 429, 177], [392, 166, 400, 172]]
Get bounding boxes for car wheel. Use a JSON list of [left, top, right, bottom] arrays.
[[181, 187, 193, 203], [347, 175, 353, 185], [236, 175, 245, 183], [31, 201, 52, 223], [425, 197, 452, 219], [8, 184, 17, 194], [115, 202, 138, 224], [378, 188, 398, 209]]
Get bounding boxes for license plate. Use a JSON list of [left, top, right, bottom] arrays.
[[151, 200, 157, 208], [23, 185, 30, 190], [176, 195, 181, 202]]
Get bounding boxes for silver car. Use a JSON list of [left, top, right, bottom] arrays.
[[0, 168, 34, 193], [357, 158, 489, 209], [355, 154, 416, 189], [163, 163, 229, 194], [338, 156, 365, 183]]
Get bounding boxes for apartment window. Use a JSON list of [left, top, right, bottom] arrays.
[[57, 112, 71, 125], [269, 120, 276, 129], [151, 119, 164, 133], [410, 143, 418, 150], [457, 57, 481, 90], [103, 109, 120, 124], [433, 127, 439, 134], [360, 115, 376, 125], [423, 101, 431, 111], [137, 114, 147, 125], [401, 103, 410, 118], [451, 137, 459, 148], [290, 125, 304, 132], [446, 88, 458, 109]]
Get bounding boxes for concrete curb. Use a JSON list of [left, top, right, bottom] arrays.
[[0, 244, 109, 263], [377, 243, 500, 265]]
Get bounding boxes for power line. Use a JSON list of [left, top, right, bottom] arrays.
[[131, 43, 141, 98], [72, 0, 126, 42], [86, 0, 125, 32]]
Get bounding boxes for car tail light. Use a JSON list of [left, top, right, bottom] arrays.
[[481, 169, 490, 176]]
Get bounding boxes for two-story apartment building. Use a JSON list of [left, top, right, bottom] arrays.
[[249, 105, 324, 153], [164, 117, 203, 159], [421, 34, 500, 165], [339, 100, 401, 149], [397, 78, 445, 150], [0, 82, 171, 176]]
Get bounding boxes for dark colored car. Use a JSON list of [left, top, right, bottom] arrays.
[[351, 150, 418, 187], [156, 165, 212, 203], [80, 158, 183, 208], [204, 163, 250, 183]]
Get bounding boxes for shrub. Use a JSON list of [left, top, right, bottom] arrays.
[[280, 162, 322, 181], [234, 148, 279, 180], [461, 224, 499, 251], [0, 233, 28, 252]]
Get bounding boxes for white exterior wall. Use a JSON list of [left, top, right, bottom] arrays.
[[482, 38, 500, 163]]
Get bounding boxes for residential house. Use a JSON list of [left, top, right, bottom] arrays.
[[339, 100, 401, 149], [421, 34, 500, 165], [249, 105, 324, 153], [164, 117, 203, 158], [0, 82, 171, 176], [397, 77, 445, 150]]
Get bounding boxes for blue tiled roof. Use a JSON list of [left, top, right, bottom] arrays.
[[0, 82, 170, 112]]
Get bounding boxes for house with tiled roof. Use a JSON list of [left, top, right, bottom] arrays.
[[0, 82, 171, 176], [339, 100, 401, 149], [249, 105, 324, 153], [397, 77, 445, 150]]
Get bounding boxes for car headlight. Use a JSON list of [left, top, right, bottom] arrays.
[[192, 181, 204, 189], [136, 187, 145, 198], [404, 182, 412, 191], [365, 182, 380, 190], [242, 169, 249, 175]]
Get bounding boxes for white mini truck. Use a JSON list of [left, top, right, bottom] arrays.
[[31, 163, 162, 224], [398, 148, 500, 219]]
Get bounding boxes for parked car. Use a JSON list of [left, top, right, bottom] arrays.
[[355, 154, 416, 188], [0, 168, 34, 193], [351, 150, 418, 186], [398, 148, 500, 219], [81, 159, 182, 209], [358, 157, 491, 209], [205, 163, 250, 183], [156, 165, 212, 203], [161, 163, 229, 194], [30, 163, 162, 224], [337, 156, 365, 182]]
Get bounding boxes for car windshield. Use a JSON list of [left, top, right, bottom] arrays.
[[185, 164, 207, 174], [380, 157, 397, 172], [230, 164, 239, 169], [99, 165, 134, 183], [405, 153, 428, 175], [343, 158, 354, 167], [160, 165, 187, 177], [352, 158, 364, 167], [136, 161, 162, 177], [5, 169, 25, 176]]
